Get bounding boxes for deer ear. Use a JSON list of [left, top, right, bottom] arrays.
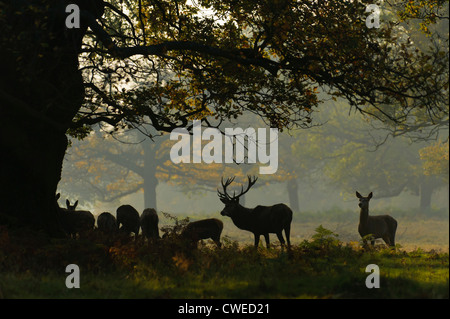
[[66, 199, 70, 208], [220, 198, 227, 204], [356, 191, 362, 198], [368, 192, 373, 199], [74, 200, 79, 209]]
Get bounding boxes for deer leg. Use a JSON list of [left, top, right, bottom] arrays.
[[263, 234, 269, 248], [383, 235, 394, 247], [213, 235, 222, 248], [389, 225, 397, 248], [254, 234, 260, 248], [276, 232, 285, 247], [392, 227, 397, 247], [284, 225, 291, 248], [390, 235, 395, 247]]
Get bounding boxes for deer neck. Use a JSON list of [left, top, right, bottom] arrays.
[[230, 205, 254, 232], [359, 205, 369, 226]]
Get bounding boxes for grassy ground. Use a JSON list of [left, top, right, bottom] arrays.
[[196, 208, 450, 251], [220, 209, 450, 251], [0, 210, 448, 299]]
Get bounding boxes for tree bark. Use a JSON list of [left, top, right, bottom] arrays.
[[143, 139, 159, 210], [0, 124, 68, 235], [419, 176, 435, 213], [0, 0, 104, 236], [287, 179, 299, 213]]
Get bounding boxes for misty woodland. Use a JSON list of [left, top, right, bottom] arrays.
[[0, 0, 448, 299]]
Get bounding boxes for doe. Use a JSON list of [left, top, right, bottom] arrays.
[[356, 191, 397, 247]]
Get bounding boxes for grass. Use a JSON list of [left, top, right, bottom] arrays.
[[1, 243, 447, 299], [0, 210, 448, 299], [217, 208, 450, 251]]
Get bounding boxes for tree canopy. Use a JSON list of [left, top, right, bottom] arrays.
[[70, 0, 449, 137]]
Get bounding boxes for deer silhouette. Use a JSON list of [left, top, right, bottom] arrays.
[[140, 208, 160, 240], [356, 191, 397, 247], [181, 218, 223, 247], [97, 212, 118, 232], [61, 199, 95, 238], [218, 176, 292, 248], [116, 204, 140, 238]]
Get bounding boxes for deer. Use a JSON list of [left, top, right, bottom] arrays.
[[97, 212, 118, 232], [61, 199, 95, 238], [356, 191, 397, 247], [218, 176, 293, 249], [116, 204, 140, 238], [181, 218, 224, 248], [140, 208, 160, 240]]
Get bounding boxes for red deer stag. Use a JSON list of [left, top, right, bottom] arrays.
[[218, 176, 292, 249], [356, 191, 397, 247]]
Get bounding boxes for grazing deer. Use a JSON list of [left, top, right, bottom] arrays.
[[116, 204, 140, 238], [140, 208, 160, 240], [181, 218, 223, 247], [218, 176, 292, 249], [97, 212, 118, 232], [356, 191, 397, 247]]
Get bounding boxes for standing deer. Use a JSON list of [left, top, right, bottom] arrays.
[[61, 199, 95, 238], [356, 191, 397, 247], [181, 218, 223, 248], [218, 176, 292, 249], [140, 208, 160, 240]]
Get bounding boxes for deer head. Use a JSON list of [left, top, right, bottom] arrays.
[[66, 199, 79, 210], [356, 191, 373, 209], [217, 175, 258, 217]]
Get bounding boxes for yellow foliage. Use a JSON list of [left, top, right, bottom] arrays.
[[172, 253, 192, 273], [419, 140, 449, 178]]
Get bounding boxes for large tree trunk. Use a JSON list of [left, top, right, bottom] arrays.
[[143, 139, 159, 210], [0, 0, 104, 236], [0, 124, 68, 235]]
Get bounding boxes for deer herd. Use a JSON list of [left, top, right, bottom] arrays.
[[56, 176, 398, 249]]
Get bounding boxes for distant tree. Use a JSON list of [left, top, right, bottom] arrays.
[[420, 140, 449, 181], [61, 119, 289, 210], [60, 129, 161, 209], [419, 140, 449, 210], [290, 99, 448, 210]]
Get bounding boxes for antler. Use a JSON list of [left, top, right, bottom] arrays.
[[217, 175, 258, 201], [238, 175, 258, 198], [217, 176, 235, 201]]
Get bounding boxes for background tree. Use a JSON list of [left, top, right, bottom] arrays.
[[289, 98, 448, 211], [60, 117, 290, 211], [420, 140, 449, 180], [60, 128, 159, 208], [419, 140, 449, 209]]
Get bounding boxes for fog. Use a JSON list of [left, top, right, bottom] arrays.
[[58, 99, 449, 219]]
